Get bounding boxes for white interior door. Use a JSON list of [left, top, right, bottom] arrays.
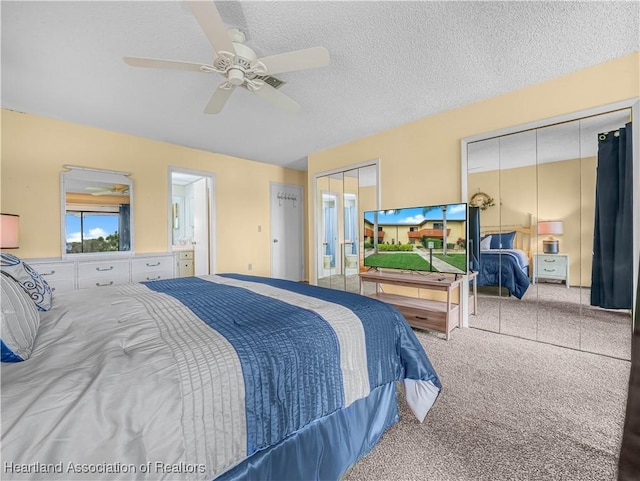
[[192, 178, 209, 275], [271, 183, 303, 281]]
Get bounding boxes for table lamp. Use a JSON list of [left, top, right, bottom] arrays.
[[0, 214, 19, 249], [538, 220, 563, 254]]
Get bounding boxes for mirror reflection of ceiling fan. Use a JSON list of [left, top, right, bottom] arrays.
[[123, 1, 330, 114], [85, 184, 130, 196]]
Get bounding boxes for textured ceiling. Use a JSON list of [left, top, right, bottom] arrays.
[[2, 1, 638, 171]]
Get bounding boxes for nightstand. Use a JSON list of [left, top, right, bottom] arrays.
[[533, 253, 569, 287]]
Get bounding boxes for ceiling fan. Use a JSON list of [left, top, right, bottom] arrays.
[[85, 184, 130, 196], [123, 1, 330, 114]]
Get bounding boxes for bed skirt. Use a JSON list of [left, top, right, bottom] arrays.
[[215, 382, 400, 481]]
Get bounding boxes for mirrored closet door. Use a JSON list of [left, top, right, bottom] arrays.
[[315, 164, 378, 293], [466, 109, 633, 359]]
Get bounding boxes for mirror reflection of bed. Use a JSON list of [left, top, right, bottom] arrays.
[[466, 108, 633, 360]]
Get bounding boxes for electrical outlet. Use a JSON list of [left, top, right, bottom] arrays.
[[248, 263, 252, 271], [257, 225, 262, 232]]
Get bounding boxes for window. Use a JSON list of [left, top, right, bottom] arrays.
[[65, 210, 120, 253]]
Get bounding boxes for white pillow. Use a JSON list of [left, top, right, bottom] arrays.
[[1, 273, 40, 362], [480, 235, 492, 251]]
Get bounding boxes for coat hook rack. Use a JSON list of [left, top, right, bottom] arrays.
[[277, 192, 298, 207]]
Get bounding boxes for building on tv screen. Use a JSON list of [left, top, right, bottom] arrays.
[[363, 203, 467, 274]]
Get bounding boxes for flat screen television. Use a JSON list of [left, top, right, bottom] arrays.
[[363, 203, 468, 275]]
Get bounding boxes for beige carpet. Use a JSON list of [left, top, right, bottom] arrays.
[[471, 283, 632, 360], [346, 327, 630, 481]]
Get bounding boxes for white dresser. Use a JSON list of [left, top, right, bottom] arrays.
[[27, 253, 177, 293], [532, 253, 570, 287]]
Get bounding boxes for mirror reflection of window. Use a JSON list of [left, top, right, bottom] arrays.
[[61, 167, 133, 255]]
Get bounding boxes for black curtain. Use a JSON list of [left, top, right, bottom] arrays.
[[591, 122, 633, 309], [468, 206, 481, 272], [119, 204, 131, 251]]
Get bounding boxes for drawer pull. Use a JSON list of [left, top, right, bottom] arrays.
[[41, 270, 55, 276], [146, 262, 161, 267], [96, 266, 114, 272], [543, 259, 556, 263], [543, 268, 556, 272], [146, 276, 161, 281], [96, 281, 114, 287]]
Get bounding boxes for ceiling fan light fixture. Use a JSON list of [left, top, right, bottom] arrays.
[[124, 1, 330, 114], [227, 68, 244, 86]]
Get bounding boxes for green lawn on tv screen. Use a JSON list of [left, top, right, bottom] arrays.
[[364, 253, 432, 271], [432, 253, 467, 271]]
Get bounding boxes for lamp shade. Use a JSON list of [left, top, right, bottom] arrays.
[[538, 221, 563, 236], [0, 214, 19, 249]]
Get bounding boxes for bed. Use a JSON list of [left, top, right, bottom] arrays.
[[1, 259, 441, 481], [477, 227, 532, 299]]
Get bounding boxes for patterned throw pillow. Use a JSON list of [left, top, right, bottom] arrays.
[[0, 253, 52, 311], [1, 273, 40, 362]]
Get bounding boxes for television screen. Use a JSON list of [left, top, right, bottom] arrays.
[[363, 203, 468, 274]]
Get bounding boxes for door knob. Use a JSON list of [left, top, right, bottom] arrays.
[[273, 239, 279, 243]]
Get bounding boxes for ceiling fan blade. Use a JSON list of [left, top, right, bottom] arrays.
[[123, 57, 214, 73], [186, 1, 235, 56], [204, 83, 236, 114], [251, 83, 301, 114], [253, 46, 330, 75]]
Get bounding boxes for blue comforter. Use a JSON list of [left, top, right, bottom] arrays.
[[478, 250, 530, 299], [144, 274, 442, 473]]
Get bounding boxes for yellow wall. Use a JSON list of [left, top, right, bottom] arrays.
[[307, 52, 639, 282], [1, 110, 307, 277]]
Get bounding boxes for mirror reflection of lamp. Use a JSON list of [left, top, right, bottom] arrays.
[[538, 220, 563, 254], [0, 214, 20, 249]]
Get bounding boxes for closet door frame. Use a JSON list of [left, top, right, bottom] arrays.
[[312, 159, 380, 287], [460, 98, 640, 330]]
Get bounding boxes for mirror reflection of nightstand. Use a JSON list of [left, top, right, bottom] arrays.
[[177, 250, 194, 277], [533, 253, 569, 287]]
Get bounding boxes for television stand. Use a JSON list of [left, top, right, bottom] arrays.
[[359, 270, 464, 340]]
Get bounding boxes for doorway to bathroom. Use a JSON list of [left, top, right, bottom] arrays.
[[168, 168, 216, 276]]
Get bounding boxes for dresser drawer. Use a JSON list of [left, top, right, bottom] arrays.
[[77, 273, 130, 289], [178, 251, 194, 260], [132, 256, 174, 273], [78, 260, 130, 278], [31, 262, 75, 281], [537, 264, 567, 278], [132, 269, 174, 283], [537, 255, 567, 267]]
